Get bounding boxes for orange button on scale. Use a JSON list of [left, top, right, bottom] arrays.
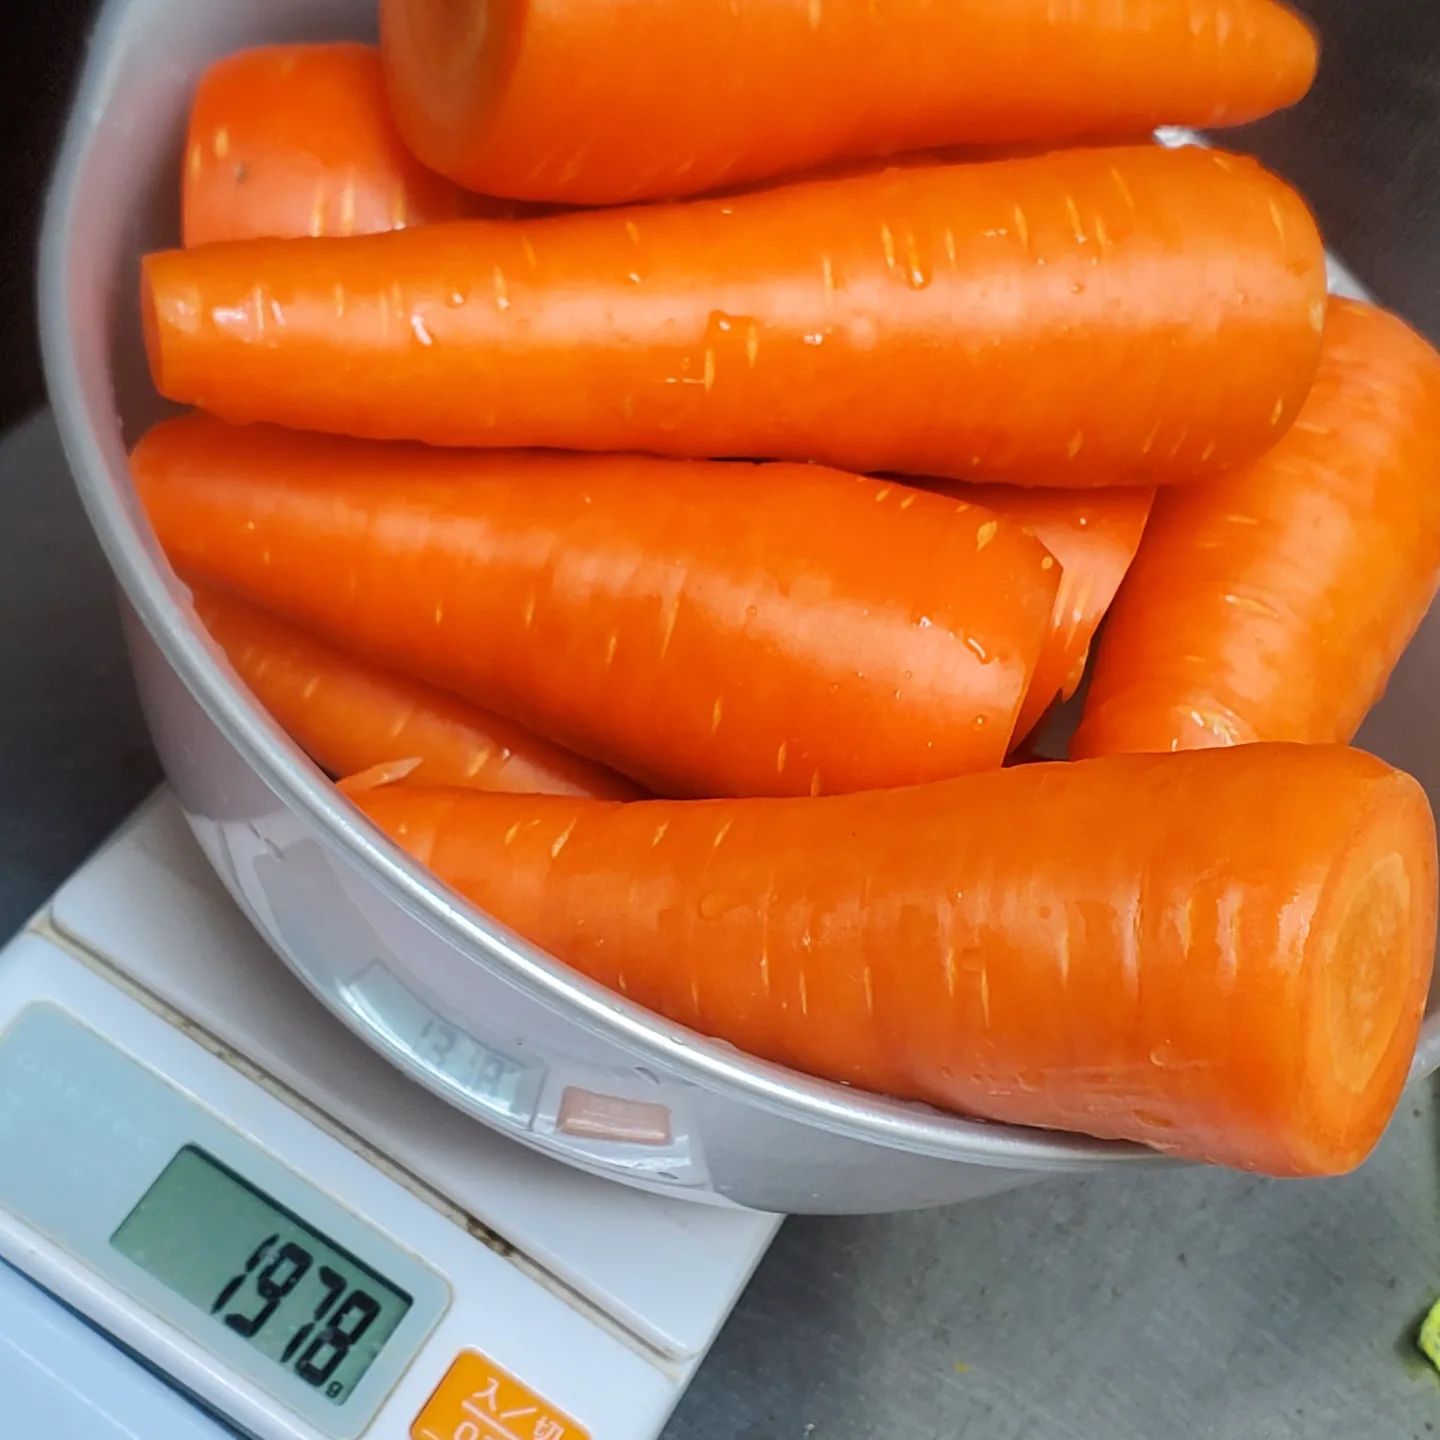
[[412, 1350, 590, 1440]]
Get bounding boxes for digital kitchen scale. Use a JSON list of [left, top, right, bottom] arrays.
[[0, 791, 779, 1439]]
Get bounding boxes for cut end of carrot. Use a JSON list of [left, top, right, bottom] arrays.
[[405, 0, 489, 83], [1326, 851, 1412, 1096], [382, 0, 507, 193], [139, 255, 168, 400], [1290, 774, 1437, 1177], [1330, 846, 1411, 1082]]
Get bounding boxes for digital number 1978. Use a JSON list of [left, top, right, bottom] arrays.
[[211, 1236, 380, 1397]]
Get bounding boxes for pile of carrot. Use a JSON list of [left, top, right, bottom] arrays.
[[130, 1, 1440, 1184]]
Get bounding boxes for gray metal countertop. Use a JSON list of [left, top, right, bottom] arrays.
[[6, 2, 1440, 1431]]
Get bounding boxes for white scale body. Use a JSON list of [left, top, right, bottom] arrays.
[[0, 793, 779, 1439]]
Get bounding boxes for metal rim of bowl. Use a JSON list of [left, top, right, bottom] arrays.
[[35, 0, 1157, 1178]]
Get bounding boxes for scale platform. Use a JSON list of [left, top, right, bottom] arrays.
[[0, 791, 779, 1439]]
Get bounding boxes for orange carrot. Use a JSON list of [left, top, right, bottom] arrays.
[[141, 145, 1327, 487], [133, 414, 1059, 797], [1073, 300, 1440, 759], [349, 744, 1438, 1177], [182, 43, 498, 248], [380, 0, 1317, 204], [189, 583, 639, 799], [939, 484, 1155, 744]]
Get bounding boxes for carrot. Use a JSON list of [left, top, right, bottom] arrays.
[[938, 484, 1155, 745], [189, 583, 639, 800], [1073, 300, 1440, 759], [132, 414, 1059, 797], [140, 145, 1327, 487], [181, 43, 501, 248], [349, 744, 1438, 1177], [380, 0, 1318, 204]]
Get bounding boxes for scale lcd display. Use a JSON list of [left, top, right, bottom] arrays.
[[111, 1146, 412, 1405], [413, 1012, 535, 1114]]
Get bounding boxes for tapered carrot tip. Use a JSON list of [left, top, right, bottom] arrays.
[[938, 483, 1156, 748], [351, 745, 1437, 1178]]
